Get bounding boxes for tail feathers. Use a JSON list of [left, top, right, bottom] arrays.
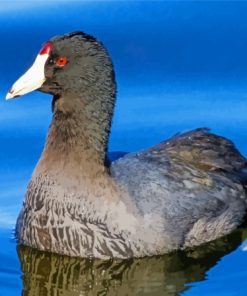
[[236, 168, 247, 187]]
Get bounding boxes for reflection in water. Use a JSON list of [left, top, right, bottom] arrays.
[[18, 228, 247, 296]]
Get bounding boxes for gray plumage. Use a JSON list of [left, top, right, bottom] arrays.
[[8, 32, 247, 259]]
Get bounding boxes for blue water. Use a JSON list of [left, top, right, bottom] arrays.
[[1, 1, 247, 295]]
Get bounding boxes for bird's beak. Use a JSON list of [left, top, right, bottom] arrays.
[[6, 53, 49, 100]]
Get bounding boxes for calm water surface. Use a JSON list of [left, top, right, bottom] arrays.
[[1, 227, 247, 295], [1, 1, 247, 295]]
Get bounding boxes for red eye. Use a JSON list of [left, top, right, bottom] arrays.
[[56, 57, 68, 67]]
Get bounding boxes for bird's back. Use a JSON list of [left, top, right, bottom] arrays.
[[111, 128, 247, 249]]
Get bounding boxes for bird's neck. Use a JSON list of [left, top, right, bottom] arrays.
[[35, 91, 115, 180]]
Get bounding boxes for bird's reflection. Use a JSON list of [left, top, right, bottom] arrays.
[[18, 228, 247, 296]]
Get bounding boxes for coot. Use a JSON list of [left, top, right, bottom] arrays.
[[6, 32, 247, 259]]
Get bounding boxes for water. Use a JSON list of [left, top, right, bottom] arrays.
[[1, 1, 247, 295], [1, 228, 247, 295]]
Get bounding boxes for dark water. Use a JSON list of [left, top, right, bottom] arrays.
[[1, 1, 247, 295]]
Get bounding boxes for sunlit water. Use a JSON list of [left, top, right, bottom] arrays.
[[1, 1, 247, 295]]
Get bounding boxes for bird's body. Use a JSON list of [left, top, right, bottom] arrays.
[[8, 32, 247, 259]]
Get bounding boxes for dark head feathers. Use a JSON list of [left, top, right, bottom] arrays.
[[50, 31, 98, 43]]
